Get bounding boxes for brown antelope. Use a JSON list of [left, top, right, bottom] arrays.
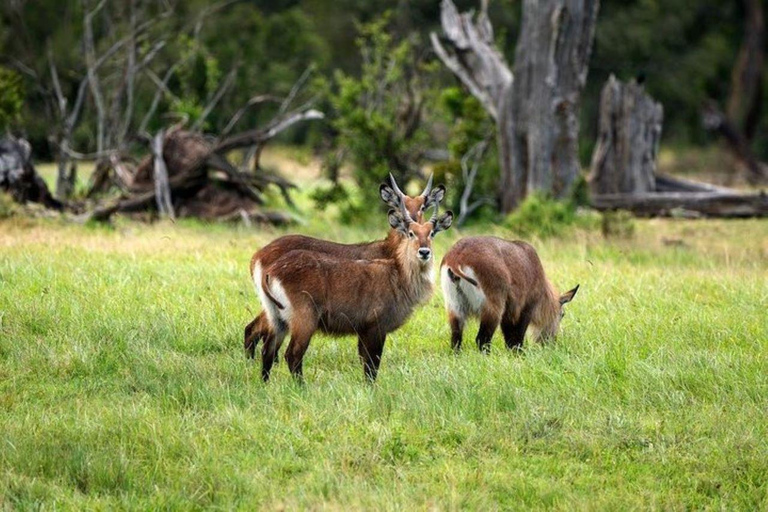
[[244, 175, 445, 360], [254, 204, 453, 381], [440, 237, 579, 352]]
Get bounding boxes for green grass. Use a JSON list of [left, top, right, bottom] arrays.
[[1, 212, 767, 510]]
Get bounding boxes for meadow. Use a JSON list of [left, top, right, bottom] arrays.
[[1, 203, 767, 509]]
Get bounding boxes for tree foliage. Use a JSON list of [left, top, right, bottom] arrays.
[[1, 0, 765, 220], [321, 14, 437, 204], [0, 67, 24, 131]]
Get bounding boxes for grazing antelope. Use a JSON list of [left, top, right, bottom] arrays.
[[440, 237, 579, 352], [255, 205, 453, 382], [244, 175, 445, 359]]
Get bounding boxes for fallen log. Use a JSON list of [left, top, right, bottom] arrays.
[[590, 191, 768, 218], [87, 166, 207, 222], [654, 173, 736, 194]]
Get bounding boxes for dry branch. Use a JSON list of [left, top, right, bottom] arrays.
[[214, 109, 324, 153], [457, 138, 492, 226], [702, 102, 768, 185]]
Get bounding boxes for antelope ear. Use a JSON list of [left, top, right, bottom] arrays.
[[559, 284, 579, 305], [388, 209, 408, 233], [424, 184, 446, 209], [380, 183, 399, 208], [433, 211, 454, 234]]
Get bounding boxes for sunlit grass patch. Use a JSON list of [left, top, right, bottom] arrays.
[[1, 215, 767, 509]]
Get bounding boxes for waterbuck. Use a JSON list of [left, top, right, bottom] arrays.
[[255, 205, 453, 381], [244, 175, 445, 358], [440, 237, 579, 352]]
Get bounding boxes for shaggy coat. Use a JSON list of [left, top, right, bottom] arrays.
[[243, 181, 445, 359], [255, 210, 452, 381], [440, 236, 578, 352]]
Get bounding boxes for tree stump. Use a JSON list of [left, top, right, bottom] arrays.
[[588, 75, 664, 196], [0, 137, 62, 210]]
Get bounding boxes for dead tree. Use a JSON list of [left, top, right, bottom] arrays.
[[456, 137, 493, 226], [0, 137, 62, 210], [703, 0, 767, 185], [588, 75, 663, 196], [432, 0, 600, 212], [43, 0, 167, 199], [86, 103, 323, 223], [727, 0, 764, 143], [702, 102, 768, 185], [589, 77, 767, 218]]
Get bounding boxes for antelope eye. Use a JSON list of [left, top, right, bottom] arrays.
[[419, 205, 425, 211], [408, 230, 416, 238]]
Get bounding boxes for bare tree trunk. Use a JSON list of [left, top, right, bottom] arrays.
[[703, 101, 768, 184], [55, 145, 74, 199], [588, 75, 663, 195], [727, 0, 764, 142], [507, 0, 600, 211], [151, 129, 175, 219], [433, 0, 599, 213], [702, 0, 766, 185]]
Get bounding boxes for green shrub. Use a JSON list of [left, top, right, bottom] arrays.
[[320, 13, 438, 210], [0, 192, 18, 219], [601, 210, 636, 238], [504, 194, 599, 238], [0, 66, 24, 131]]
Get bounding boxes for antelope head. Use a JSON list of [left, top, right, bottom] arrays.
[[388, 200, 453, 266]]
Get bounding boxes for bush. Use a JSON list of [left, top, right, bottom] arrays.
[[0, 67, 24, 131], [320, 13, 438, 208], [601, 210, 636, 238], [0, 192, 18, 219], [504, 194, 600, 238]]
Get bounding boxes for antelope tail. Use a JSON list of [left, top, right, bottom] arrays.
[[260, 272, 286, 310], [446, 265, 478, 286]]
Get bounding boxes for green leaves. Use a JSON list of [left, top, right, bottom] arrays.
[[0, 67, 24, 131]]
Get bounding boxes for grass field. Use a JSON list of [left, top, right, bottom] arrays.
[[1, 209, 767, 509]]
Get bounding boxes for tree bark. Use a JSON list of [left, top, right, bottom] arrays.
[[433, 0, 599, 213], [588, 75, 663, 196], [702, 102, 768, 184], [507, 0, 600, 211], [0, 137, 63, 210], [727, 0, 764, 142]]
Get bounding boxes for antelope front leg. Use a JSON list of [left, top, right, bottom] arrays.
[[501, 305, 532, 351], [358, 327, 386, 382]]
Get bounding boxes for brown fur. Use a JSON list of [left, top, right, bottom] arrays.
[[257, 213, 452, 381], [244, 183, 445, 359], [441, 236, 578, 352]]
